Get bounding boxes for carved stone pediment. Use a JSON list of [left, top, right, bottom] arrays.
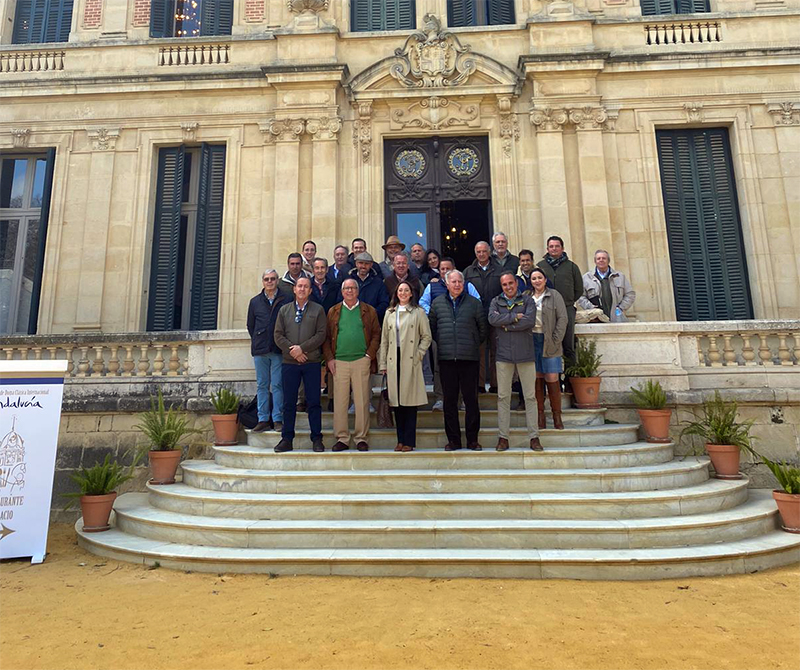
[[390, 96, 481, 131], [389, 14, 476, 89]]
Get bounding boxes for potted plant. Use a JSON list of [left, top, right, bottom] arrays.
[[630, 379, 671, 443], [64, 454, 138, 532], [756, 453, 800, 533], [210, 387, 241, 446], [680, 391, 755, 480], [135, 390, 200, 485], [565, 338, 602, 409]]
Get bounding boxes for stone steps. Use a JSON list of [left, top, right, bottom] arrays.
[[213, 442, 675, 471], [76, 523, 800, 580], [146, 478, 749, 520], [179, 458, 711, 495], [246, 423, 641, 450], [112, 490, 781, 551]]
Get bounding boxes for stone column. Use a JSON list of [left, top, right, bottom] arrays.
[[494, 95, 523, 246], [307, 116, 342, 261], [267, 118, 305, 269], [353, 101, 379, 251], [530, 107, 571, 251]]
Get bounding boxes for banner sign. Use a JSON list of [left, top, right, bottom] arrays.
[[0, 361, 68, 564]]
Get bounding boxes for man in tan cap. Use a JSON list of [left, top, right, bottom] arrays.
[[378, 235, 418, 279]]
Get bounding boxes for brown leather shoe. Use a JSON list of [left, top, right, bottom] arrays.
[[332, 441, 349, 452], [444, 443, 462, 451], [395, 443, 404, 452], [496, 438, 509, 452], [356, 441, 369, 452], [467, 442, 483, 451], [530, 437, 543, 451], [400, 444, 414, 452]]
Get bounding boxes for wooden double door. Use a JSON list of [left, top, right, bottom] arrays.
[[384, 136, 492, 270]]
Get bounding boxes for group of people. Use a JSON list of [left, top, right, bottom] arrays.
[[246, 233, 636, 453]]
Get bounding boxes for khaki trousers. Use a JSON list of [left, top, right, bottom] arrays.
[[332, 356, 371, 443], [497, 361, 539, 439]]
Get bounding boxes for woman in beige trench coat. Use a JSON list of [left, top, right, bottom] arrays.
[[379, 281, 432, 452]]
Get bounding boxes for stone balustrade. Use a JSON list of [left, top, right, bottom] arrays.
[[158, 44, 230, 66], [0, 50, 65, 73], [694, 327, 800, 368], [644, 21, 723, 46]]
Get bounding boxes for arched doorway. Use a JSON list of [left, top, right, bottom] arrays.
[[384, 136, 492, 270]]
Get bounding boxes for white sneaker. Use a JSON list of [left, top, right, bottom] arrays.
[[348, 404, 355, 415], [432, 400, 443, 411], [369, 403, 376, 413], [459, 401, 466, 411]]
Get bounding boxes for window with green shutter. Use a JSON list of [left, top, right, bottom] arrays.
[[448, 0, 515, 27], [656, 128, 753, 321], [149, 0, 233, 38], [12, 0, 74, 44], [351, 0, 416, 32], [641, 0, 709, 16], [147, 144, 226, 332]]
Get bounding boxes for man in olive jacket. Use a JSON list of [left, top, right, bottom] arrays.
[[273, 277, 327, 453], [537, 235, 583, 387], [429, 270, 488, 451]]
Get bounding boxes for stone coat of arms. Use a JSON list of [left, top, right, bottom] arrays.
[[390, 14, 476, 88]]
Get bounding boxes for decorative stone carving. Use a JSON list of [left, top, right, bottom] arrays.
[[390, 14, 476, 88], [11, 128, 31, 147], [261, 118, 306, 142], [529, 107, 569, 131], [390, 96, 480, 131], [767, 102, 800, 126], [87, 127, 120, 151], [683, 102, 704, 123], [285, 0, 330, 30], [352, 101, 373, 163], [181, 122, 199, 141], [568, 106, 608, 130], [497, 96, 519, 157], [306, 116, 342, 141], [603, 106, 620, 132]]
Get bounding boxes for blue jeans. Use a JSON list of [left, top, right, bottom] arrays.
[[253, 352, 283, 423], [281, 361, 322, 442]]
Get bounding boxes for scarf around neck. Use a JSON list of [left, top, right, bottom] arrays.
[[545, 252, 569, 270]]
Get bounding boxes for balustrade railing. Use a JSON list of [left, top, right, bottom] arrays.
[[1, 335, 190, 378], [644, 21, 722, 46], [693, 329, 800, 368], [0, 50, 65, 73], [158, 44, 230, 66]]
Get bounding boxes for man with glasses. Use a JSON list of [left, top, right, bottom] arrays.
[[273, 277, 327, 453], [247, 269, 291, 432], [322, 278, 381, 452]]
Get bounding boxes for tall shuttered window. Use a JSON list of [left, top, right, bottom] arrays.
[[640, 0, 709, 16], [150, 0, 233, 38], [448, 0, 515, 27], [351, 0, 416, 32], [147, 144, 226, 332], [0, 151, 56, 335], [12, 0, 74, 44], [656, 128, 753, 321]]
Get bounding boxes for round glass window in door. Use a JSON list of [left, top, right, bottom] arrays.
[[394, 149, 427, 180], [446, 147, 480, 177]]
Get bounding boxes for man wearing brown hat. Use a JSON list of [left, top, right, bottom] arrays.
[[379, 235, 418, 279]]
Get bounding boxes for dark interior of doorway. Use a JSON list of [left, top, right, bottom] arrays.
[[439, 199, 491, 271]]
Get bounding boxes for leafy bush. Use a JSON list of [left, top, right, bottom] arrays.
[[63, 454, 138, 506], [210, 387, 240, 415], [135, 390, 200, 452], [757, 454, 800, 494], [680, 390, 755, 452], [630, 379, 667, 410], [565, 339, 602, 378]]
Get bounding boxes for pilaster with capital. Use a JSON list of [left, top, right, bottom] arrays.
[[308, 116, 342, 254]]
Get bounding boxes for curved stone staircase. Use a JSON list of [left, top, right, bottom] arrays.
[[77, 395, 800, 579]]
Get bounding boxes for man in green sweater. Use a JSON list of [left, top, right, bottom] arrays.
[[323, 278, 381, 452]]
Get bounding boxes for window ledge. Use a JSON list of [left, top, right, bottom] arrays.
[[594, 8, 800, 24]]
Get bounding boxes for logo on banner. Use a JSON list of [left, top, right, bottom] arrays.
[[0, 416, 26, 493]]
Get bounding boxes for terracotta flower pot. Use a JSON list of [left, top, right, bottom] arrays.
[[80, 492, 117, 533], [570, 377, 601, 409], [148, 449, 182, 485], [637, 408, 672, 443], [773, 490, 800, 533], [211, 414, 239, 446], [705, 443, 741, 480]]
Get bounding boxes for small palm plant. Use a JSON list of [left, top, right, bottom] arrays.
[[210, 387, 240, 415], [630, 379, 667, 410], [759, 455, 800, 495], [565, 339, 602, 378], [64, 454, 139, 507], [680, 391, 755, 452], [135, 390, 200, 452]]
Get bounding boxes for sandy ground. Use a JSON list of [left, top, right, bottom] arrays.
[[1, 524, 799, 670]]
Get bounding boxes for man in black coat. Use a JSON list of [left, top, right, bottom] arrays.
[[246, 269, 291, 433], [310, 257, 342, 314], [429, 269, 488, 452]]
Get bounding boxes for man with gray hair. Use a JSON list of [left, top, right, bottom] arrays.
[[247, 268, 291, 432], [578, 249, 636, 322], [491, 231, 519, 274]]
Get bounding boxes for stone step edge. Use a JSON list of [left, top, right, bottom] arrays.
[[245, 423, 635, 436], [147, 478, 748, 504], [77, 525, 800, 566], [115, 491, 778, 533], [180, 458, 708, 479]]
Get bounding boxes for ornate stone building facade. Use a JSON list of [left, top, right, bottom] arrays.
[[0, 0, 799, 335]]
